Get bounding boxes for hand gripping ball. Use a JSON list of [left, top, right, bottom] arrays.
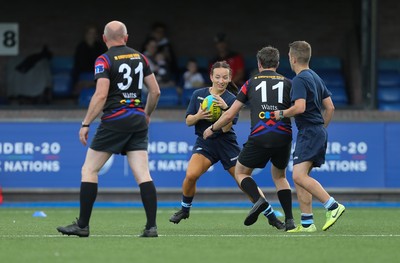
[[201, 95, 222, 122]]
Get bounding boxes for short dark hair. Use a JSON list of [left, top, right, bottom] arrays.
[[257, 46, 280, 69], [289, 41, 311, 64]]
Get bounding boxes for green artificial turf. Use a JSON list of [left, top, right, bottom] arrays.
[[0, 207, 399, 263]]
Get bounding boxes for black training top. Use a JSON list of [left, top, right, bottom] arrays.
[[236, 70, 292, 147], [94, 45, 153, 132]]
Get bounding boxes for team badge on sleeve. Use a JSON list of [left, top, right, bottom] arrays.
[[95, 63, 105, 74]]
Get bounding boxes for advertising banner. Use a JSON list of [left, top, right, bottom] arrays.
[[0, 121, 398, 189]]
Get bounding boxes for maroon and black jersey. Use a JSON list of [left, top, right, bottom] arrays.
[[94, 45, 153, 132], [236, 70, 292, 148]]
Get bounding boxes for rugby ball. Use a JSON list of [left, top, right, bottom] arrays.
[[201, 95, 222, 122]]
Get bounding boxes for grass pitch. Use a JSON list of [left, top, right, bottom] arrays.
[[1, 207, 399, 263]]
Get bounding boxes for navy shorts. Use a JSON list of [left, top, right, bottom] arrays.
[[90, 124, 148, 155], [238, 140, 291, 169], [293, 125, 327, 167], [192, 135, 240, 170]]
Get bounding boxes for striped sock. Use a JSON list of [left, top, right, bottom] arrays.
[[263, 204, 277, 221], [324, 197, 338, 211], [181, 195, 193, 213], [301, 213, 314, 227]]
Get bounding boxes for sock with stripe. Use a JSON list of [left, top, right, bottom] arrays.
[[301, 213, 314, 228], [324, 197, 338, 211], [263, 204, 278, 221], [181, 195, 194, 213]]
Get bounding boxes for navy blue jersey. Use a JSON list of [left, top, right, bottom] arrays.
[[291, 69, 332, 129], [186, 87, 238, 139], [94, 45, 153, 132], [236, 70, 292, 148]]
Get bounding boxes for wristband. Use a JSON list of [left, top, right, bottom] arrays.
[[210, 125, 216, 132], [279, 110, 284, 119], [81, 123, 90, 128], [223, 105, 230, 111]]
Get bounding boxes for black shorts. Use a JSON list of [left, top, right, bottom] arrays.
[[238, 140, 291, 169], [90, 124, 148, 155], [192, 135, 240, 170], [293, 125, 327, 167]]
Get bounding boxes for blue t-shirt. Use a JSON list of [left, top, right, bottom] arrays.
[[291, 69, 332, 129], [186, 87, 238, 138]]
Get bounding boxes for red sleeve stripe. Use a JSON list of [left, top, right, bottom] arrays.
[[240, 81, 249, 95]]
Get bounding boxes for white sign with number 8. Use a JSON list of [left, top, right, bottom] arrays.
[[0, 23, 19, 55]]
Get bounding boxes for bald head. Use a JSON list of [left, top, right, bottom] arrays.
[[104, 21, 128, 42]]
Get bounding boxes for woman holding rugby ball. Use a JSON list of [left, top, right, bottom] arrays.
[[170, 61, 284, 229]]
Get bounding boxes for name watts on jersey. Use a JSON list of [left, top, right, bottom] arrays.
[[122, 92, 138, 98], [261, 104, 278, 111]]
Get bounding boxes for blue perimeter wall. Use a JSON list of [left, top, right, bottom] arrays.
[[0, 121, 399, 189]]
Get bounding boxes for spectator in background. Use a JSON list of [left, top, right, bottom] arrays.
[[142, 37, 159, 70], [143, 37, 176, 87], [182, 58, 206, 89], [142, 22, 178, 81], [71, 23, 107, 98], [178, 58, 207, 106], [209, 33, 246, 87], [154, 52, 176, 87]]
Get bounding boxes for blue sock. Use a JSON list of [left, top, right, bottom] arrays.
[[324, 197, 338, 211], [301, 213, 314, 227]]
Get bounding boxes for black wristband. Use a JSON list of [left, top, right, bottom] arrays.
[[210, 125, 216, 132], [223, 105, 230, 111], [81, 123, 90, 128]]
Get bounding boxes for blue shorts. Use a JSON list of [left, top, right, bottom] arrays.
[[293, 125, 327, 167], [192, 135, 240, 170]]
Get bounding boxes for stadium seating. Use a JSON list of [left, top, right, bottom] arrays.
[[78, 87, 95, 107], [311, 57, 348, 106], [377, 59, 400, 111], [157, 86, 180, 107], [52, 72, 73, 98], [50, 56, 74, 98], [277, 56, 295, 79], [181, 88, 196, 107]]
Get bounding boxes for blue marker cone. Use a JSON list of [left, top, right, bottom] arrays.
[[33, 211, 47, 217]]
